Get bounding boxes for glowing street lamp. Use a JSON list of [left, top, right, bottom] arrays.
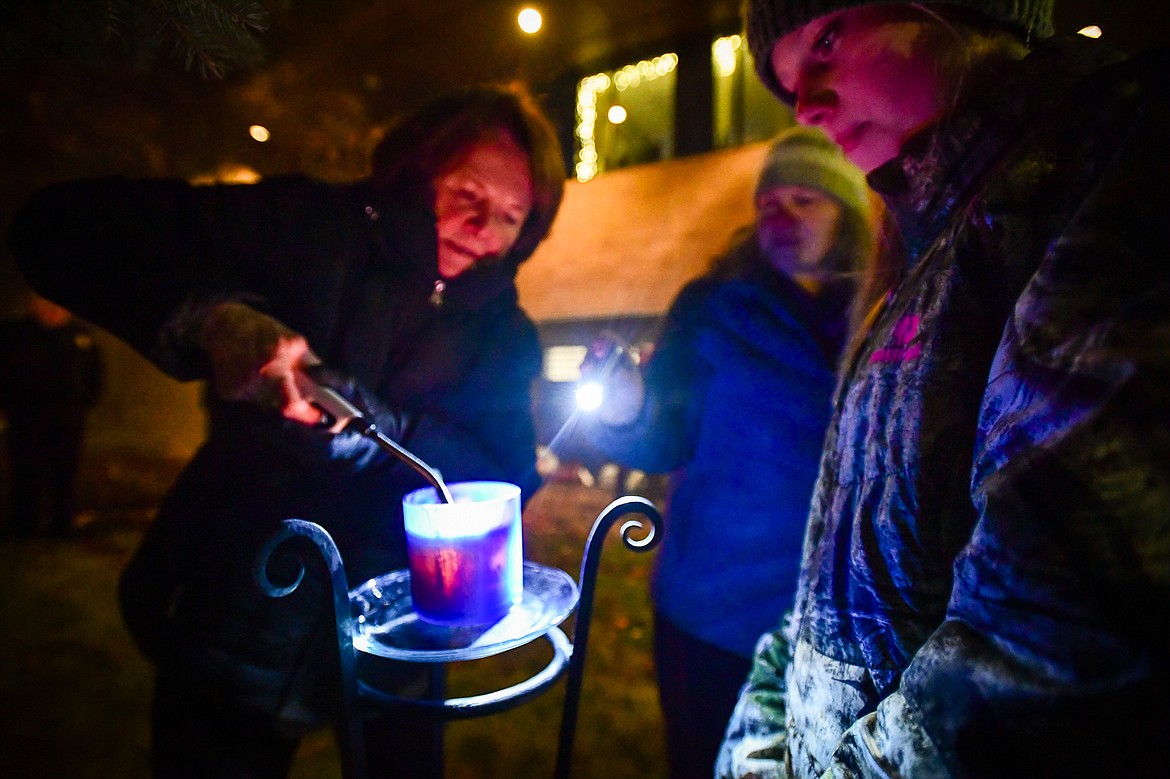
[[249, 124, 270, 142], [518, 7, 542, 34]]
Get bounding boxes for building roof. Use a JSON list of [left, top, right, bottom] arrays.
[[517, 140, 769, 321]]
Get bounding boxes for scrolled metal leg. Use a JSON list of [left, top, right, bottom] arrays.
[[554, 496, 663, 779], [254, 518, 368, 779]]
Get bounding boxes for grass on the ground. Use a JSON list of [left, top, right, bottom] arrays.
[[0, 458, 667, 779]]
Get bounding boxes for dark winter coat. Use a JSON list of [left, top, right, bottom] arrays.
[[719, 36, 1170, 778], [8, 173, 544, 729], [589, 237, 853, 658], [0, 316, 103, 412]]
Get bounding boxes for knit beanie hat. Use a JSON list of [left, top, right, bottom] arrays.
[[756, 125, 873, 258], [744, 0, 1056, 101], [757, 125, 868, 210]]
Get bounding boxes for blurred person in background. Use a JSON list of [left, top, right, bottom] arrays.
[[8, 82, 564, 779], [579, 125, 878, 779], [0, 294, 104, 538], [718, 1, 1170, 776]]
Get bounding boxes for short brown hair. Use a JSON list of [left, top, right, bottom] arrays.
[[371, 82, 566, 263]]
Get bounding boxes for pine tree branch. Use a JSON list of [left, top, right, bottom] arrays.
[[0, 0, 271, 78], [150, 0, 271, 79]]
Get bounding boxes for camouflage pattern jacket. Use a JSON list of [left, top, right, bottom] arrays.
[[718, 36, 1170, 779]]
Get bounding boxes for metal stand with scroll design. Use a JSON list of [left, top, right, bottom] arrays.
[[254, 495, 662, 779]]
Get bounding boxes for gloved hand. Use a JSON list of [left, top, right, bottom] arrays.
[[579, 331, 644, 427], [196, 301, 323, 426]]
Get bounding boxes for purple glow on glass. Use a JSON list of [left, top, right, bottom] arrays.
[[403, 481, 523, 625]]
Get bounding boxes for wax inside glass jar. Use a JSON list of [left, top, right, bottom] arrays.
[[402, 481, 523, 625]]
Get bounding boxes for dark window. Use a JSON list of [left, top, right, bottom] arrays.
[[574, 53, 678, 181], [572, 35, 793, 182], [712, 34, 792, 149]]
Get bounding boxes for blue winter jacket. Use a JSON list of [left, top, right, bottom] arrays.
[[591, 238, 852, 658]]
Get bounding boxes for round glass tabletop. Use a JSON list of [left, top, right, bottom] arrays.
[[349, 562, 579, 662]]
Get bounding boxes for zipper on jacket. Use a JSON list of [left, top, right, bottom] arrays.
[[364, 199, 444, 307]]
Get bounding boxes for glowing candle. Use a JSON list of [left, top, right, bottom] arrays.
[[402, 481, 523, 625]]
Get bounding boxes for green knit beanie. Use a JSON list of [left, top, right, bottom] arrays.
[[756, 125, 873, 257], [743, 0, 1056, 102], [757, 125, 868, 209]]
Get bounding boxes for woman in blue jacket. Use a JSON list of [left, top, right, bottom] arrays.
[[582, 126, 875, 779]]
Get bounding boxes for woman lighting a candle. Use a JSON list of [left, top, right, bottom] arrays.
[[9, 82, 565, 779]]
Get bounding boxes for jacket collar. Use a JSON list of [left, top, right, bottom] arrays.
[[867, 35, 1128, 262], [354, 179, 521, 312]]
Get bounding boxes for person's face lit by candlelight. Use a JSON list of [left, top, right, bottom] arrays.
[[770, 5, 959, 173], [431, 132, 534, 279]]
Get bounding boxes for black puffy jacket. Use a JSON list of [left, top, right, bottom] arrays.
[[9, 173, 544, 727]]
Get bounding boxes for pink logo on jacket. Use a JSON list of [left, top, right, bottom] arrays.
[[870, 314, 922, 363]]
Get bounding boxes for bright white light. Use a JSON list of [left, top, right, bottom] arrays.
[[608, 105, 627, 124], [249, 125, 270, 142], [713, 36, 739, 77], [1077, 25, 1102, 39], [518, 8, 542, 34], [576, 76, 603, 181], [576, 381, 604, 411]]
